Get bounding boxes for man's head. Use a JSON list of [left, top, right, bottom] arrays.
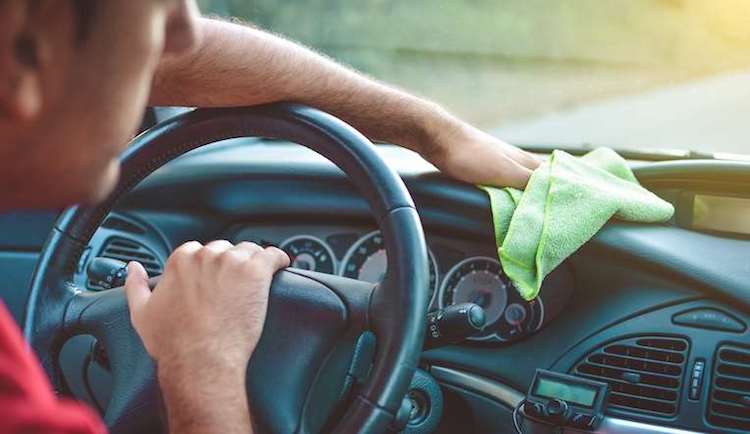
[[0, 0, 200, 210]]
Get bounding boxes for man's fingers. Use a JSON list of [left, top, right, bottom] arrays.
[[513, 149, 542, 170], [485, 144, 535, 188], [205, 239, 234, 253], [125, 261, 151, 315], [497, 140, 541, 171], [495, 160, 533, 189], [233, 241, 264, 255], [167, 240, 203, 269], [263, 246, 291, 270]]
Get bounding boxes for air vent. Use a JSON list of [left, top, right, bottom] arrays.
[[573, 335, 689, 417], [708, 344, 750, 431], [101, 215, 146, 235], [88, 238, 163, 290]]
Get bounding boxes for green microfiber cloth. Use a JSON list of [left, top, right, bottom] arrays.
[[481, 148, 674, 301]]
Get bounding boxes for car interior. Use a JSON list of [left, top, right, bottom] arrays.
[[4, 2, 750, 434], [3, 103, 749, 434]]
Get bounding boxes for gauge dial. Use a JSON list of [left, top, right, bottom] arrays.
[[280, 235, 336, 274], [340, 231, 439, 305], [497, 298, 544, 342], [439, 257, 544, 342]]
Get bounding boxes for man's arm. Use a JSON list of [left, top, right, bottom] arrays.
[[156, 355, 252, 434], [150, 18, 539, 188]]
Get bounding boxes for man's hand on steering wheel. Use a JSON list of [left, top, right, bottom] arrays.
[[124, 240, 290, 433]]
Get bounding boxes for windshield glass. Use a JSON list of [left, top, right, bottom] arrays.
[[198, 1, 750, 157]]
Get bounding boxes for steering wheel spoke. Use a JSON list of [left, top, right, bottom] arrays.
[[63, 287, 160, 433], [62, 268, 379, 433], [248, 269, 375, 432]]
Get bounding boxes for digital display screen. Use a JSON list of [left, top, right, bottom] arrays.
[[692, 194, 750, 235], [533, 377, 598, 407]]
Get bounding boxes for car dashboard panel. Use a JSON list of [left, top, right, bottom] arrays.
[[52, 141, 750, 433]]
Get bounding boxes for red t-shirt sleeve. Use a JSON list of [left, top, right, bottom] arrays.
[[0, 302, 106, 434]]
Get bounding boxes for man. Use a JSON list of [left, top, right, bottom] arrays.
[[0, 1, 538, 433]]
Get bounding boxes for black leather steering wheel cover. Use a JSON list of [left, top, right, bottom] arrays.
[[24, 103, 430, 434]]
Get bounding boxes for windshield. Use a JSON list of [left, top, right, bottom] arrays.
[[198, 1, 750, 158]]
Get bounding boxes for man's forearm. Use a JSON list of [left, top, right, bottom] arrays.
[[150, 18, 468, 158], [158, 359, 253, 434]]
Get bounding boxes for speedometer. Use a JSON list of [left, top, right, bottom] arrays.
[[340, 231, 439, 305], [439, 257, 544, 342], [280, 235, 336, 274]]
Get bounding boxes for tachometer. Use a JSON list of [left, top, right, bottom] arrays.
[[340, 231, 439, 305], [280, 235, 336, 274], [439, 257, 544, 342]]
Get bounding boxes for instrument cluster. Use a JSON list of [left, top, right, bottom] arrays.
[[272, 230, 547, 343]]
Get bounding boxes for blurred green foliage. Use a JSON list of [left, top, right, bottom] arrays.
[[198, 0, 750, 68], [194, 0, 750, 127]]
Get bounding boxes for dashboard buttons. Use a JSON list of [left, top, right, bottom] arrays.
[[87, 257, 128, 290], [689, 359, 706, 401], [525, 370, 607, 431], [544, 399, 569, 419], [505, 303, 528, 325], [467, 304, 487, 329], [672, 308, 746, 333], [523, 401, 544, 418], [423, 303, 486, 349], [571, 413, 598, 429]]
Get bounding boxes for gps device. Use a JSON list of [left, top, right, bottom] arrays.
[[523, 369, 609, 430]]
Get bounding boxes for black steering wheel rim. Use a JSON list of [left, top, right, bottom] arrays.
[[24, 103, 430, 434]]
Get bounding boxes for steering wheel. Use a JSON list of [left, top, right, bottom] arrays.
[[24, 103, 430, 434]]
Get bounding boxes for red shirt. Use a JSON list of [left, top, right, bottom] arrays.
[[0, 301, 106, 434]]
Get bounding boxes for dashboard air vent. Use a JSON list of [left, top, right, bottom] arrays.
[[88, 238, 163, 290], [101, 215, 146, 235], [573, 335, 689, 417], [708, 344, 750, 431]]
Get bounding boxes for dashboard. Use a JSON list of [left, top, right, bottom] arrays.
[[48, 140, 750, 434], [226, 224, 572, 343]]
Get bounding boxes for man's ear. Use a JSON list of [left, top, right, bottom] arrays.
[[0, 1, 43, 123], [0, 60, 43, 122]]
